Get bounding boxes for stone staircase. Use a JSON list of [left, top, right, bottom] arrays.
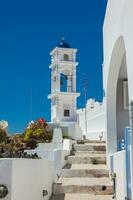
[[51, 140, 113, 200]]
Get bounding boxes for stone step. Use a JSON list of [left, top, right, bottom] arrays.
[[59, 177, 113, 195], [50, 194, 65, 200], [75, 150, 106, 156], [61, 168, 109, 178], [77, 140, 106, 145], [71, 164, 108, 170], [84, 140, 106, 144], [67, 155, 106, 164], [52, 182, 64, 195], [65, 193, 113, 200], [74, 144, 106, 152]]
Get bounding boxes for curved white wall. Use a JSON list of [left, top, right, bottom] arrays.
[[103, 0, 133, 198], [110, 151, 127, 200]]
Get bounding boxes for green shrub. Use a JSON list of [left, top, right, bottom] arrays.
[[91, 158, 98, 165]]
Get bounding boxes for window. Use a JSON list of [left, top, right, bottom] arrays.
[[64, 109, 70, 117], [64, 54, 69, 61]]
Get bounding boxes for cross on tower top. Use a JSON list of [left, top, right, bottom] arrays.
[[57, 37, 71, 48]]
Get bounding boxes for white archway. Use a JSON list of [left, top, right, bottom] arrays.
[[106, 36, 129, 155]]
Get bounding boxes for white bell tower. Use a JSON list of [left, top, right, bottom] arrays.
[[48, 38, 80, 124]]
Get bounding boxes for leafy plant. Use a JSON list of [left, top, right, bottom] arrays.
[[24, 118, 52, 143], [0, 118, 52, 158], [91, 158, 98, 165]]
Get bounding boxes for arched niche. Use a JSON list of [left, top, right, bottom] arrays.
[[106, 36, 129, 155]]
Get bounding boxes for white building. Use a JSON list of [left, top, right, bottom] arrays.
[[77, 98, 106, 140], [48, 38, 83, 140], [103, 0, 133, 199]]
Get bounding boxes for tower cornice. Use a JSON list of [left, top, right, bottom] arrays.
[[49, 61, 79, 69], [48, 92, 80, 99], [50, 47, 78, 56]]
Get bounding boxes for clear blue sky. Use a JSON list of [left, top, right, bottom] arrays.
[[0, 0, 107, 133]]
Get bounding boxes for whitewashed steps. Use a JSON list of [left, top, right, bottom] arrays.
[[77, 140, 106, 144], [67, 154, 106, 164], [74, 143, 106, 151], [50, 194, 65, 200], [75, 150, 106, 156], [62, 164, 109, 178], [65, 193, 112, 200], [51, 140, 113, 199], [71, 164, 108, 170], [59, 177, 113, 195], [84, 140, 106, 144], [61, 164, 109, 177]]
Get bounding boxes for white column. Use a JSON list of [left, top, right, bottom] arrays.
[[52, 72, 58, 92], [72, 69, 76, 92], [51, 70, 54, 93], [67, 74, 72, 92], [57, 70, 60, 92], [55, 66, 60, 92]]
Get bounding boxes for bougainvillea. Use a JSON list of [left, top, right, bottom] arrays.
[[24, 118, 52, 143]]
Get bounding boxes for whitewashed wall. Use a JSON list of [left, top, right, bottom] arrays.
[[25, 139, 73, 181], [110, 151, 127, 200], [25, 149, 62, 181], [0, 159, 54, 200], [103, 0, 133, 198], [77, 99, 106, 140], [0, 159, 12, 200], [62, 139, 75, 167]]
